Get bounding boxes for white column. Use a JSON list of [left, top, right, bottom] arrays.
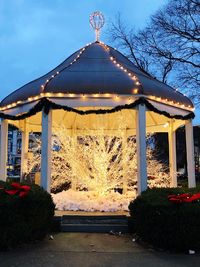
[[185, 119, 196, 188], [0, 119, 8, 181], [122, 133, 128, 194], [20, 120, 29, 181], [136, 104, 147, 194], [71, 120, 77, 191], [168, 120, 177, 187], [41, 109, 52, 192]]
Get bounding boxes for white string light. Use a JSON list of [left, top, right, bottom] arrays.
[[0, 42, 194, 113]]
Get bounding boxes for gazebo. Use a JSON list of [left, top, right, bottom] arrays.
[[0, 13, 196, 194]]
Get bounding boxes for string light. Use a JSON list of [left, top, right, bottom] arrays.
[[0, 42, 194, 113], [100, 42, 193, 112], [82, 94, 86, 99], [57, 93, 63, 97], [0, 91, 194, 112], [163, 122, 169, 128], [104, 93, 111, 97], [45, 93, 51, 97]]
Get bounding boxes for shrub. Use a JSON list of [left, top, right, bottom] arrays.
[[129, 187, 200, 251], [0, 181, 55, 250]]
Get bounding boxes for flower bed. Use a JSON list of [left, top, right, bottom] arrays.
[[129, 187, 200, 252], [0, 181, 55, 250]]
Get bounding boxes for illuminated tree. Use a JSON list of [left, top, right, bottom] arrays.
[[26, 126, 170, 194]]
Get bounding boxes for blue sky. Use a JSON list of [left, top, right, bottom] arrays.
[[0, 0, 199, 124], [0, 0, 164, 98]]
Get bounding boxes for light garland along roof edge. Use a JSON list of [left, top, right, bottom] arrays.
[[0, 12, 194, 120]]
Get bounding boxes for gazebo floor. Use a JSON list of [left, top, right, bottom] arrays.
[[55, 210, 129, 217]]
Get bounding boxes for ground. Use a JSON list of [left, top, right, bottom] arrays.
[[1, 233, 200, 267]]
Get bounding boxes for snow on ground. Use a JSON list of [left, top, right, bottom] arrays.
[[52, 189, 136, 212]]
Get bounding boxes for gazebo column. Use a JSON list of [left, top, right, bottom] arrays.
[[71, 121, 77, 191], [136, 104, 147, 194], [0, 119, 8, 181], [20, 119, 29, 181], [185, 119, 196, 188], [168, 120, 177, 187], [122, 133, 128, 194], [41, 109, 52, 192]]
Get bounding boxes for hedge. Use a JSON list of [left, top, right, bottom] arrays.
[[129, 187, 200, 252], [0, 181, 55, 250]]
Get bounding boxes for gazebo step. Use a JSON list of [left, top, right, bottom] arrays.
[[61, 215, 128, 225], [61, 223, 129, 233], [59, 214, 129, 233]]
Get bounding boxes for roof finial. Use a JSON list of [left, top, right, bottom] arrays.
[[89, 11, 105, 42]]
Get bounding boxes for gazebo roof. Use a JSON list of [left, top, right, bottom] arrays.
[[0, 41, 193, 109]]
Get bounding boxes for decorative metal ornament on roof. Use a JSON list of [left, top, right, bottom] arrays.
[[89, 11, 105, 41]]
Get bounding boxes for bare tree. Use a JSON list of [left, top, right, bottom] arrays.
[[108, 0, 200, 103]]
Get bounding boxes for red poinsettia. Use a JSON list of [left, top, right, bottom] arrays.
[[4, 182, 31, 198], [168, 192, 200, 203]]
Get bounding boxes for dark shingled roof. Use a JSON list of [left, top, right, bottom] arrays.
[[0, 42, 193, 107]]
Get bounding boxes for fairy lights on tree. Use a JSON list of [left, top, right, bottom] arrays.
[[25, 125, 170, 195]]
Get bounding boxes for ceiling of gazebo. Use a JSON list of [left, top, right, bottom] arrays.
[[9, 108, 186, 135], [0, 41, 194, 114]]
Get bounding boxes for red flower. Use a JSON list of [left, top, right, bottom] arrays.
[[19, 191, 29, 198], [5, 189, 19, 195], [11, 182, 21, 189], [20, 185, 31, 191], [168, 193, 200, 203], [4, 183, 31, 197]]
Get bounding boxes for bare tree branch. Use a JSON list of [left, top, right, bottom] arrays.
[[107, 0, 200, 103]]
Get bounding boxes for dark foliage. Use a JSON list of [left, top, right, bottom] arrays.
[[0, 181, 55, 250], [129, 187, 200, 251]]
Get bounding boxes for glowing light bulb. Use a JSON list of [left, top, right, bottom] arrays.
[[57, 93, 63, 97], [163, 122, 169, 128], [45, 93, 51, 97], [104, 93, 111, 97]]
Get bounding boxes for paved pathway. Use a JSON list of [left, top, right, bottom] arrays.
[[0, 233, 200, 267]]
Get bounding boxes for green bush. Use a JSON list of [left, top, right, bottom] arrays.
[[0, 181, 55, 250], [129, 187, 200, 251]]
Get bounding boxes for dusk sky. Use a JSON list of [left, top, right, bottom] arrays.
[[0, 0, 199, 123], [0, 0, 164, 98]]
